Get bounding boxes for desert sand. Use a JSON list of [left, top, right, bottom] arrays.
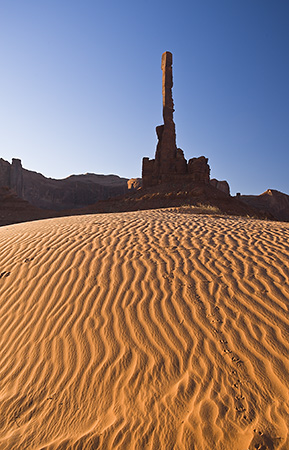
[[0, 210, 288, 449]]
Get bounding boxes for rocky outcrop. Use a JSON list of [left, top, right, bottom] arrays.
[[76, 181, 273, 221], [154, 53, 184, 176], [142, 52, 210, 188], [0, 158, 136, 210], [210, 179, 230, 196], [188, 157, 210, 183], [240, 189, 289, 222], [0, 158, 23, 197], [127, 178, 142, 190]]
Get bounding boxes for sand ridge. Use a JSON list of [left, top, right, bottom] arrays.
[[0, 210, 288, 449]]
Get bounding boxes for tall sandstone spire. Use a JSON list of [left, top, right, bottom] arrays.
[[155, 52, 178, 169], [142, 52, 210, 188]]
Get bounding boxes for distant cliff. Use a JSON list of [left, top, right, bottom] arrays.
[[0, 158, 141, 210], [240, 189, 289, 222]]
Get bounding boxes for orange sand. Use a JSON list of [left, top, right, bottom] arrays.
[[0, 210, 288, 449]]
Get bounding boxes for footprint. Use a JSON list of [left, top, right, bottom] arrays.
[[232, 356, 243, 365], [0, 271, 10, 279], [235, 405, 246, 412], [249, 430, 277, 450], [24, 257, 35, 263]]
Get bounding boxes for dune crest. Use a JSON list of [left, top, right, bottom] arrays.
[[0, 210, 288, 449]]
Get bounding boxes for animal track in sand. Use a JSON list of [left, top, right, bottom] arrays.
[[0, 271, 10, 278], [248, 428, 282, 449], [210, 303, 250, 423], [24, 257, 35, 263]]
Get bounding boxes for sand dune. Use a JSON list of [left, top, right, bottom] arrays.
[[0, 210, 288, 449]]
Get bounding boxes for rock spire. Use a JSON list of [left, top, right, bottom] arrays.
[[142, 52, 210, 188], [155, 52, 179, 172]]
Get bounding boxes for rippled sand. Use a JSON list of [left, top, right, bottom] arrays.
[[0, 210, 288, 449]]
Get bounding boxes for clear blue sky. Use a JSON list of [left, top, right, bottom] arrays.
[[0, 0, 288, 195]]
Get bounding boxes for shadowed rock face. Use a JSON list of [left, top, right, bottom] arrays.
[[0, 186, 54, 226], [0, 158, 23, 197], [240, 189, 289, 222], [155, 52, 179, 170], [210, 179, 230, 196], [142, 52, 210, 188], [0, 158, 136, 210]]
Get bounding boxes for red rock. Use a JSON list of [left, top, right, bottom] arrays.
[[0, 158, 131, 210], [210, 178, 230, 196], [142, 52, 210, 188], [127, 178, 142, 190], [188, 157, 210, 183]]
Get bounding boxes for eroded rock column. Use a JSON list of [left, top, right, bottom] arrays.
[[142, 51, 191, 187], [155, 52, 178, 170], [162, 51, 174, 124]]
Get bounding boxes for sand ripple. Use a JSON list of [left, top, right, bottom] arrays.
[[0, 211, 288, 449]]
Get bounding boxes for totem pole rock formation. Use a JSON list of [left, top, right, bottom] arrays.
[[142, 51, 210, 188]]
